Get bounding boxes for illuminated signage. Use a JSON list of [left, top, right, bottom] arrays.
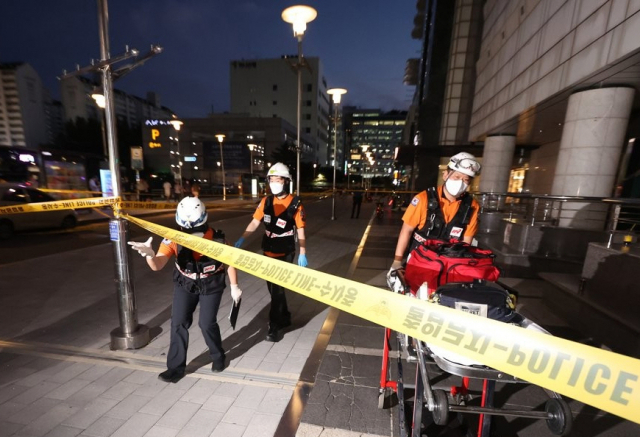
[[184, 156, 196, 162], [19, 154, 35, 163], [149, 129, 162, 149]]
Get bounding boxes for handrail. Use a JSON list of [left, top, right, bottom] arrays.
[[475, 191, 640, 235]]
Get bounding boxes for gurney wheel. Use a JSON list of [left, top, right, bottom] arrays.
[[432, 389, 449, 426], [545, 398, 573, 436]]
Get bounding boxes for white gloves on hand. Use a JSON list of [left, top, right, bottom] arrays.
[[386, 259, 404, 291], [127, 236, 154, 259], [230, 284, 243, 303], [388, 259, 403, 275]]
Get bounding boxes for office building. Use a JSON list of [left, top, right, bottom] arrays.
[[230, 57, 330, 165], [344, 107, 406, 185], [407, 0, 640, 198], [0, 63, 50, 148], [60, 76, 175, 127]]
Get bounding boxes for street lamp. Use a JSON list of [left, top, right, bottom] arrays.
[[247, 143, 256, 175], [90, 92, 108, 157], [327, 88, 347, 220], [169, 120, 183, 188], [313, 163, 317, 180], [282, 5, 317, 196], [216, 134, 226, 200]]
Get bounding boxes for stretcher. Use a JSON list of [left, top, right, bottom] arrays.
[[379, 270, 573, 437]]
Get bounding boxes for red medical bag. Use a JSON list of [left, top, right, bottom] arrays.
[[404, 240, 500, 295]]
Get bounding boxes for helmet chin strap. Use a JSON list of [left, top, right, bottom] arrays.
[[182, 223, 209, 234]]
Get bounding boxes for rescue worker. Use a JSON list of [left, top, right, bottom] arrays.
[[234, 162, 307, 342], [128, 197, 242, 382], [389, 152, 482, 274]]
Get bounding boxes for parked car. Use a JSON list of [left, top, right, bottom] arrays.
[[0, 183, 78, 239]]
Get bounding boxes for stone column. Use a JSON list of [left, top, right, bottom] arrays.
[[552, 87, 635, 229], [479, 134, 516, 193]]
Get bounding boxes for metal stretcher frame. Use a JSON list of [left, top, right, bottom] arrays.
[[379, 270, 573, 437]]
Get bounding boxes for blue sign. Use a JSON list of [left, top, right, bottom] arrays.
[[109, 221, 119, 241]]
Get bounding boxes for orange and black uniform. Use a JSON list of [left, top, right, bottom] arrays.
[[403, 186, 479, 253], [253, 194, 305, 328], [158, 227, 227, 372]]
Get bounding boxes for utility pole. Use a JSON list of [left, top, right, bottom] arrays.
[[61, 0, 162, 350]]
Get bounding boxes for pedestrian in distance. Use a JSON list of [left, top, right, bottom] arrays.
[[191, 181, 201, 198], [128, 197, 243, 382], [351, 190, 363, 218], [174, 179, 183, 201], [89, 176, 100, 193], [163, 179, 173, 201], [234, 162, 308, 342], [388, 152, 482, 276]]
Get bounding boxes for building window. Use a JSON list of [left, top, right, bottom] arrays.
[[306, 84, 312, 92], [305, 127, 311, 134], [305, 114, 311, 120], [273, 84, 278, 91], [306, 100, 312, 107], [273, 101, 277, 105]]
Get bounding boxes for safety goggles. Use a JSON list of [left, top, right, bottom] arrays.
[[451, 158, 481, 173]]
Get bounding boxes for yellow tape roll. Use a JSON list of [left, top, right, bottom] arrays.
[[123, 214, 640, 425]]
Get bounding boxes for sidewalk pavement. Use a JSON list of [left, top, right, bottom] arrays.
[[0, 196, 386, 437], [1, 196, 638, 437]]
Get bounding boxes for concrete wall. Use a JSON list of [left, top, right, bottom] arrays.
[[470, 0, 640, 140]]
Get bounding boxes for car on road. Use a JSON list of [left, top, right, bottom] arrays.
[[0, 182, 78, 239]]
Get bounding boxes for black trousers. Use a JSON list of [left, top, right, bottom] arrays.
[[351, 200, 362, 218], [265, 252, 294, 327], [167, 285, 224, 372]]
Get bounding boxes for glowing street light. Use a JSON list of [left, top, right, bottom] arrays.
[[216, 134, 226, 200], [91, 92, 106, 109], [282, 5, 317, 196], [169, 120, 183, 184], [247, 143, 256, 175], [327, 87, 347, 220], [90, 92, 108, 157]]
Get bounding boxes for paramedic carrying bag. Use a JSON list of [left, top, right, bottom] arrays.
[[404, 240, 500, 295], [431, 279, 517, 322]]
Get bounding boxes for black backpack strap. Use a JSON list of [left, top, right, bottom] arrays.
[[457, 193, 473, 226], [426, 187, 443, 232], [212, 228, 225, 243], [287, 195, 301, 220]]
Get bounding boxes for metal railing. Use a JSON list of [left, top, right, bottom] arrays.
[[476, 192, 640, 235]]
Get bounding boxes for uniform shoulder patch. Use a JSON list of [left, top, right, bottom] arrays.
[[161, 238, 172, 245], [411, 197, 420, 206]]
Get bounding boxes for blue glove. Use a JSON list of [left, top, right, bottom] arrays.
[[298, 253, 308, 267], [234, 237, 245, 248]]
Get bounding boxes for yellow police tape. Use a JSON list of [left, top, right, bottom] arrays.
[[0, 196, 119, 214], [122, 214, 640, 425], [119, 201, 180, 210], [0, 196, 234, 216]]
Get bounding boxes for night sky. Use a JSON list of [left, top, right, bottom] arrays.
[[1, 0, 419, 117]]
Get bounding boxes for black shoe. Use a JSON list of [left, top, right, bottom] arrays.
[[266, 325, 280, 342], [212, 359, 227, 373], [158, 369, 184, 383]]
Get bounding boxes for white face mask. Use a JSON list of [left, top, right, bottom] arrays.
[[444, 178, 468, 197], [269, 182, 284, 195]]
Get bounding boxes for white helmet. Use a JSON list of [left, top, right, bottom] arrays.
[[448, 152, 481, 177], [176, 196, 208, 228], [267, 162, 291, 180]]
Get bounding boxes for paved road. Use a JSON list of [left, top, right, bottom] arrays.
[[0, 196, 639, 436]]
